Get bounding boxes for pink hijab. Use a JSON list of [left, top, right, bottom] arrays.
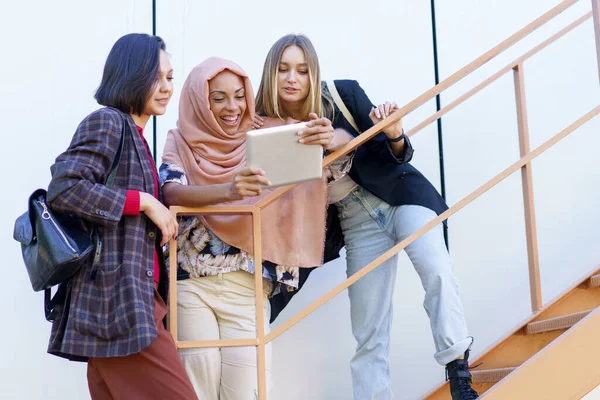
[[162, 57, 327, 267]]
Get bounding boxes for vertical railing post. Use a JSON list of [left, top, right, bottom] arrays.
[[169, 222, 178, 342], [513, 63, 543, 312], [591, 0, 600, 82], [252, 207, 267, 400]]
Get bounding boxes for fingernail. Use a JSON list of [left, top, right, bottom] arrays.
[[299, 139, 305, 143], [297, 131, 303, 135]]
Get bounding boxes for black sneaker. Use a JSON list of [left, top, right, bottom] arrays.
[[445, 350, 479, 400]]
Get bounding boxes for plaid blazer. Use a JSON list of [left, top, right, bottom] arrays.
[[46, 107, 168, 360]]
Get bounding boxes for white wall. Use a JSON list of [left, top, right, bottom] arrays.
[[2, 1, 599, 399]]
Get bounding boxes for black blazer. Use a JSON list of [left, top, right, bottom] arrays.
[[269, 80, 449, 322], [321, 79, 448, 262], [330, 79, 448, 214]]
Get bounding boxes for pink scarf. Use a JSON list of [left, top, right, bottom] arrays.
[[162, 57, 327, 267]]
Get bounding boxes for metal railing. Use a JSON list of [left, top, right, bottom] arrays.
[[167, 1, 600, 398]]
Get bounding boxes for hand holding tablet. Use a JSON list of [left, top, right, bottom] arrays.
[[228, 167, 272, 200]]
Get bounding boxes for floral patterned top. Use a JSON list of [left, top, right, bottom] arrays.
[[159, 163, 300, 295], [326, 152, 354, 184]]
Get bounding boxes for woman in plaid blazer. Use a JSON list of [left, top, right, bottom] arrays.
[[45, 34, 197, 399]]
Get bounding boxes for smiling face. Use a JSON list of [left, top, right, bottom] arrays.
[[208, 70, 247, 135], [142, 50, 174, 117]]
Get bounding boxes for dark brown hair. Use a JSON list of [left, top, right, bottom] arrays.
[[95, 33, 166, 115]]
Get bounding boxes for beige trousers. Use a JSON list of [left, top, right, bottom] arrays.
[[177, 271, 272, 400]]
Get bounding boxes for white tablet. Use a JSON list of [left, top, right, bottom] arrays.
[[246, 122, 323, 188]]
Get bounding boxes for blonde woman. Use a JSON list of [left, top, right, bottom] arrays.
[[254, 34, 478, 400]]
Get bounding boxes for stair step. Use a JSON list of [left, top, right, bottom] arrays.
[[525, 310, 592, 335], [471, 367, 516, 383], [588, 274, 600, 288]]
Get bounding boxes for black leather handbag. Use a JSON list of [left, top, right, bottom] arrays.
[[13, 116, 126, 321], [14, 189, 96, 292]]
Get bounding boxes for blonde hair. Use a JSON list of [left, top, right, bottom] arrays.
[[256, 34, 334, 121]]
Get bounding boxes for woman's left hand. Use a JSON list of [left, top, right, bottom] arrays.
[[252, 114, 265, 130], [298, 113, 335, 150], [369, 101, 403, 140]]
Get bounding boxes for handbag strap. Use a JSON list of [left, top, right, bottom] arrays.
[[106, 113, 128, 187], [45, 281, 68, 322], [91, 113, 127, 264], [327, 80, 361, 133]]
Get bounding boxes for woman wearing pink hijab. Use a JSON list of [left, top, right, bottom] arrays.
[[160, 57, 345, 399]]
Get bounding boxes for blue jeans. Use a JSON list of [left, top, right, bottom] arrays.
[[336, 186, 473, 400]]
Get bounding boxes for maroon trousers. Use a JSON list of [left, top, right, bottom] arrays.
[[87, 288, 197, 400]]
